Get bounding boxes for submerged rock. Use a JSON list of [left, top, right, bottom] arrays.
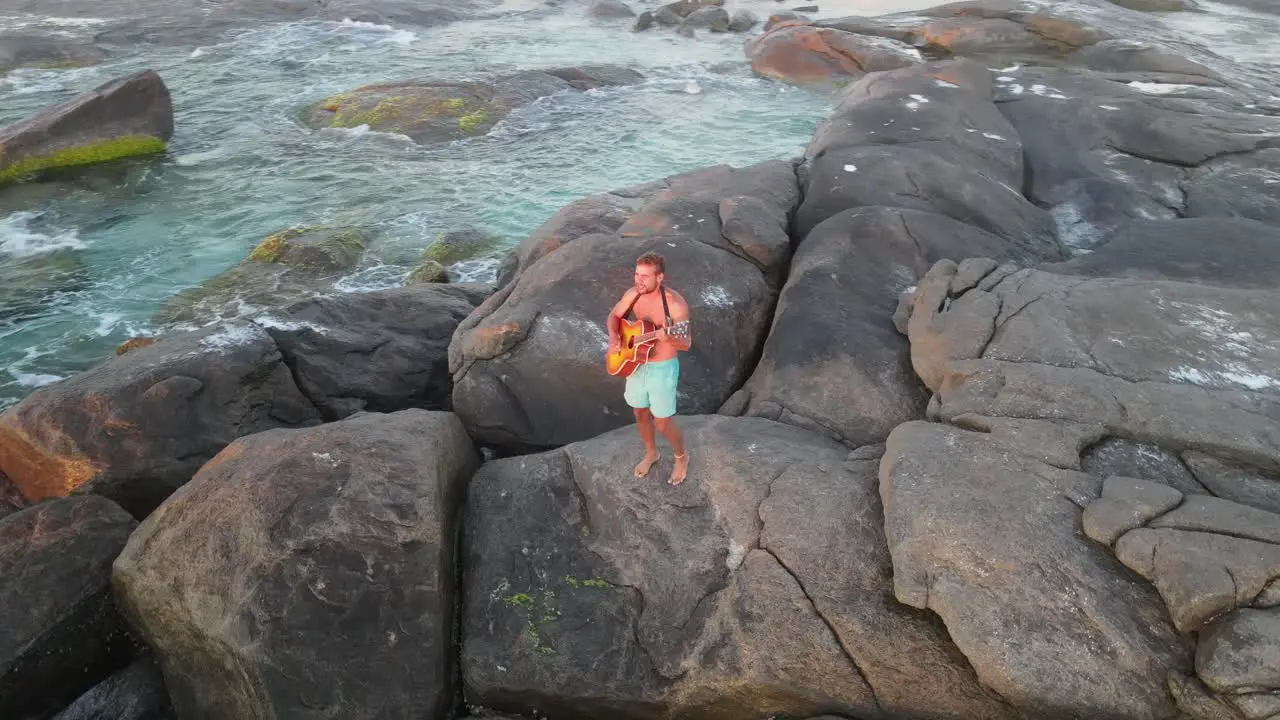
[[421, 226, 506, 266], [153, 225, 372, 325], [0, 70, 173, 185], [113, 410, 480, 720], [301, 65, 644, 143], [0, 249, 90, 321], [0, 33, 109, 72]]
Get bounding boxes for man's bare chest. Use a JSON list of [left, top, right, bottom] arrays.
[[632, 295, 670, 326]]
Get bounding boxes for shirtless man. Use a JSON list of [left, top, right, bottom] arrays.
[[606, 252, 692, 485]]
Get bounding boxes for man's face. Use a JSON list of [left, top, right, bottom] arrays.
[[634, 263, 661, 294]]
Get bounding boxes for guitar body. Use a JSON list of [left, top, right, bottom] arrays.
[[605, 317, 658, 377]]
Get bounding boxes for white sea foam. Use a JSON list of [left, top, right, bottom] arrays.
[[0, 212, 86, 257]]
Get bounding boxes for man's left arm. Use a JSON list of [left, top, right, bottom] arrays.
[[667, 295, 692, 352]]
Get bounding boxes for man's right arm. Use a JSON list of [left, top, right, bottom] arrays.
[[606, 289, 637, 348]]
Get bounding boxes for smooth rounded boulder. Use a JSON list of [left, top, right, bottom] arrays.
[[252, 282, 489, 420], [112, 409, 480, 720], [449, 160, 800, 452], [724, 206, 1030, 446]]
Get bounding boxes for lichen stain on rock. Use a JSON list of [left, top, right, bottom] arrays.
[[0, 134, 166, 185]]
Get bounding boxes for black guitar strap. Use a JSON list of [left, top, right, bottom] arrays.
[[624, 286, 673, 326], [623, 291, 640, 322]]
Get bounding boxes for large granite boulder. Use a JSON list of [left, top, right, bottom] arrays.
[[0, 320, 320, 517], [0, 496, 141, 719], [723, 60, 1063, 446], [793, 60, 1060, 248], [0, 70, 173, 185], [462, 415, 1016, 720], [112, 409, 480, 720], [449, 160, 800, 452], [880, 420, 1189, 718], [252, 282, 489, 420], [301, 65, 644, 143], [722, 207, 1035, 446], [885, 256, 1280, 717]]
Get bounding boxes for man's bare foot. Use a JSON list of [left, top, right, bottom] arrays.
[[634, 451, 661, 478], [669, 452, 688, 485]]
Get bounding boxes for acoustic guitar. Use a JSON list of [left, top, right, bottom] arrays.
[[605, 318, 690, 377]]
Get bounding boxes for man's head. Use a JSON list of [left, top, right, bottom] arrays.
[[634, 252, 665, 294]]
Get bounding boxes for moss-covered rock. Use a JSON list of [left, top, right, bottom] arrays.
[[302, 83, 501, 143], [300, 65, 645, 145], [153, 226, 373, 325], [0, 70, 173, 186], [406, 260, 449, 285], [421, 227, 505, 266], [246, 226, 367, 271]]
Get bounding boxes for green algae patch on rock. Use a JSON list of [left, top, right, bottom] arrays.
[[0, 69, 173, 186], [0, 134, 167, 184], [301, 82, 499, 143], [457, 107, 490, 135]]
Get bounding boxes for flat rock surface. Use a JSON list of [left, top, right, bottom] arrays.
[[462, 415, 1016, 720], [890, 256, 1280, 716]]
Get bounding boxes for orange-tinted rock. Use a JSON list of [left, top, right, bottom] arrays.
[[746, 24, 921, 85], [114, 336, 157, 355], [0, 321, 319, 518]]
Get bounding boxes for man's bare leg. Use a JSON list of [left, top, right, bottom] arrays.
[[654, 417, 687, 485], [633, 408, 661, 477]]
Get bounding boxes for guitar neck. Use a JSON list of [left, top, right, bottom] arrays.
[[636, 320, 689, 343]]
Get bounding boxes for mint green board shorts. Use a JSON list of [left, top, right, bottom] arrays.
[[624, 357, 679, 418]]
